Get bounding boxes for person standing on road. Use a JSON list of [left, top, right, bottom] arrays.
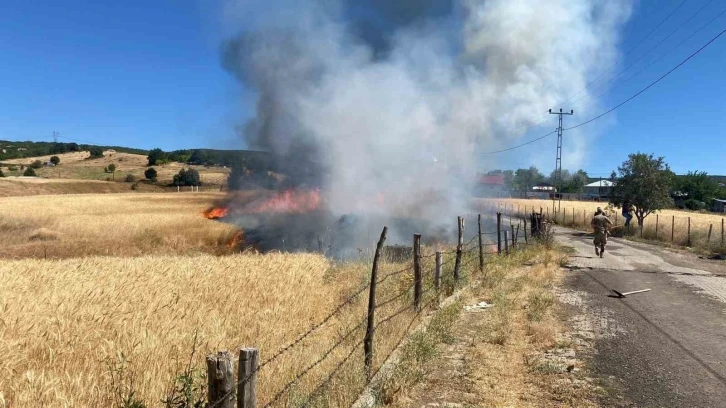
[[591, 207, 614, 258]]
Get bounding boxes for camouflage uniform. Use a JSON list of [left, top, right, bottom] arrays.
[[591, 213, 613, 256]]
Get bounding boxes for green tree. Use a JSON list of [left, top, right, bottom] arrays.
[[144, 167, 158, 182], [188, 149, 209, 165], [31, 160, 43, 169], [107, 163, 116, 180], [610, 153, 674, 226], [88, 147, 104, 158], [512, 166, 545, 192], [50, 156, 60, 165], [675, 171, 720, 205], [173, 168, 201, 186], [147, 148, 167, 166], [23, 167, 36, 177]]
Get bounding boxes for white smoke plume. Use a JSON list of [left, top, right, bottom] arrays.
[[220, 0, 632, 241]]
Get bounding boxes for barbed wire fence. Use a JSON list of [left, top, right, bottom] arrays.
[[487, 200, 725, 252], [205, 209, 538, 408]]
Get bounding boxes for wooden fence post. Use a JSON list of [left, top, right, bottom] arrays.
[[722, 218, 725, 247], [454, 218, 464, 282], [238, 348, 258, 408], [504, 231, 510, 254], [364, 227, 387, 379], [511, 225, 516, 248], [688, 217, 692, 247], [523, 217, 528, 243], [477, 214, 484, 272], [207, 351, 235, 408], [583, 209, 586, 226], [572, 207, 575, 226], [708, 224, 713, 245], [413, 234, 422, 310], [672, 216, 675, 243], [435, 252, 442, 291], [496, 212, 502, 255], [655, 215, 659, 239]]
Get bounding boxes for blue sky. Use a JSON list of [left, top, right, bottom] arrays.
[[1, 0, 724, 176]]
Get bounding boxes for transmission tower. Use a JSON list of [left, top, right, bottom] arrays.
[[549, 108, 573, 214], [52, 131, 59, 143]]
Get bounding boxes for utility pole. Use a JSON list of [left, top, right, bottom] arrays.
[[549, 108, 573, 214]]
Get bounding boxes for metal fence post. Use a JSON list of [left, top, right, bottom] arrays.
[[496, 212, 502, 255], [477, 214, 484, 272]]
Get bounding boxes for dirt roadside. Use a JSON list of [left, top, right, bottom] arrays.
[[557, 226, 726, 407]]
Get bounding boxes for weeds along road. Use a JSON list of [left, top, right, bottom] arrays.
[[556, 227, 726, 407]]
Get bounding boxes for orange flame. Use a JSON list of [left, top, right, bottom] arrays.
[[203, 206, 229, 219], [227, 231, 244, 248], [246, 189, 322, 214]]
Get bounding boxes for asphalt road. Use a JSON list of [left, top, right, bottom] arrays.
[[557, 228, 726, 408]]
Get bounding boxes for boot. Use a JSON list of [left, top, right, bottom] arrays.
[[595, 246, 600, 256], [600, 246, 605, 258]]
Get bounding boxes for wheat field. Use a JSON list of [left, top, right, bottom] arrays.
[[0, 193, 241, 258], [0, 191, 458, 407], [477, 198, 726, 251]]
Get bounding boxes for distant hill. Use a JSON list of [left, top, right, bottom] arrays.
[[0, 140, 147, 161]]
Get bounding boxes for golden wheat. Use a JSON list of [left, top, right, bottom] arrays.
[[477, 198, 726, 250], [0, 193, 239, 258], [0, 250, 441, 407]]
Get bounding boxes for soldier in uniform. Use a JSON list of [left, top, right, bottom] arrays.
[[591, 207, 613, 258]]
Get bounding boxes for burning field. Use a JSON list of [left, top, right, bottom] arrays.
[[202, 188, 465, 258]]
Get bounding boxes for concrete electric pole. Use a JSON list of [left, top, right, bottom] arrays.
[[549, 108, 573, 214]]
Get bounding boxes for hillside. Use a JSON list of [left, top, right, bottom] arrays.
[[0, 140, 147, 161], [0, 149, 230, 196]]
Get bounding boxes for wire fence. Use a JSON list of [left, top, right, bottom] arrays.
[[205, 210, 537, 408], [484, 200, 726, 253]]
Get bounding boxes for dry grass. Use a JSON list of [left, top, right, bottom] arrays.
[[468, 246, 596, 407], [0, 246, 457, 407], [1, 150, 229, 187], [480, 198, 726, 253], [383, 245, 597, 407], [0, 193, 240, 258]]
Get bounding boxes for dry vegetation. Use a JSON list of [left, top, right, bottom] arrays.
[[479, 198, 726, 253], [1, 150, 229, 188], [384, 245, 599, 407], [0, 240, 471, 407], [0, 193, 240, 258], [0, 190, 485, 407]]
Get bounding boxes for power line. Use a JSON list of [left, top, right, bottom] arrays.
[[569, 3, 726, 112], [565, 27, 726, 131], [556, 0, 690, 107], [481, 131, 557, 155], [484, 25, 725, 155], [488, 0, 693, 144], [566, 0, 720, 109]]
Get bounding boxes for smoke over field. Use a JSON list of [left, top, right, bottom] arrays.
[[219, 0, 632, 246]]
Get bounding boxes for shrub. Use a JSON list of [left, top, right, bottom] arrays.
[[0, 168, 4, 177], [144, 167, 158, 182], [684, 199, 706, 211], [125, 174, 136, 183], [88, 147, 104, 159], [50, 156, 60, 165], [131, 182, 139, 191], [23, 167, 36, 177], [31, 160, 43, 169], [8, 166, 18, 171], [172, 168, 201, 187]]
